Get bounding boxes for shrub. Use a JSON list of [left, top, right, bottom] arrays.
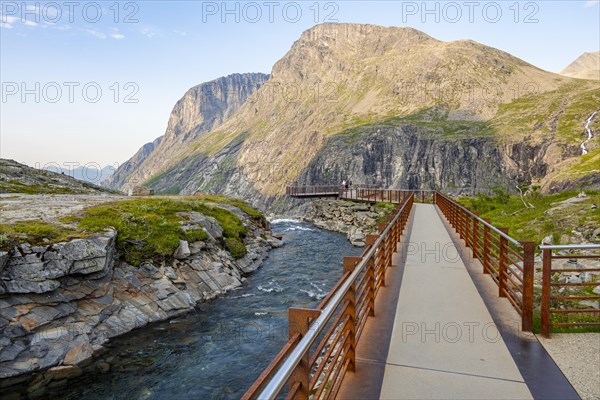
[[225, 237, 247, 259]]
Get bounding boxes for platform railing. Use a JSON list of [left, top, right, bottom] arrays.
[[339, 188, 435, 204], [242, 193, 414, 400], [540, 244, 600, 337], [435, 192, 536, 331], [286, 186, 341, 196]]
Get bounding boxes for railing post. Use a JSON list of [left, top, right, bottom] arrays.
[[521, 242, 535, 332], [472, 213, 479, 259], [483, 218, 491, 274], [343, 257, 358, 371], [498, 228, 509, 298], [465, 212, 472, 248], [541, 248, 552, 338], [288, 307, 321, 399], [459, 208, 465, 239], [378, 223, 388, 286], [366, 235, 379, 316]]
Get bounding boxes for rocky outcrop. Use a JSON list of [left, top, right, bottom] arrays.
[[291, 199, 390, 246], [0, 206, 278, 384], [0, 159, 119, 195], [105, 73, 269, 192]]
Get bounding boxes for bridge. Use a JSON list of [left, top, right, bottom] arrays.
[[244, 189, 600, 399]]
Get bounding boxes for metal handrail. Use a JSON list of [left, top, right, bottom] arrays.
[[257, 193, 414, 399], [436, 193, 522, 247], [540, 244, 600, 250]]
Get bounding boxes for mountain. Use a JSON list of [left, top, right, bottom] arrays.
[[561, 51, 600, 80], [0, 159, 118, 195], [111, 24, 600, 208], [54, 165, 115, 185], [105, 73, 269, 192]]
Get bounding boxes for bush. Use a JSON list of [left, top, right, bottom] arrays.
[[225, 237, 247, 259]]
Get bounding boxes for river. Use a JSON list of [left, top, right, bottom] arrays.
[[48, 220, 361, 400]]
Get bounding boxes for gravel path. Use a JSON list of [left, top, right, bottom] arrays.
[[537, 333, 600, 400]]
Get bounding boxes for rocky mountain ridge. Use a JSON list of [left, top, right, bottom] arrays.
[[561, 51, 600, 80], [105, 73, 269, 192], [0, 159, 118, 196], [108, 24, 600, 209]]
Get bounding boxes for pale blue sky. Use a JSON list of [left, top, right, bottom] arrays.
[[1, 1, 599, 169]]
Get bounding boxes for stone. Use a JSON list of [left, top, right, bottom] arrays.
[[44, 365, 82, 380], [180, 212, 223, 240], [579, 300, 600, 310], [0, 251, 10, 271], [63, 342, 94, 366], [173, 240, 191, 259], [189, 241, 206, 254], [593, 286, 600, 295], [128, 186, 154, 196], [95, 361, 110, 373], [1, 279, 61, 294], [0, 343, 26, 362], [267, 237, 284, 248], [566, 275, 582, 284]]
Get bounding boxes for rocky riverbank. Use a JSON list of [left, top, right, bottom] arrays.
[[0, 199, 282, 398], [287, 199, 393, 246]]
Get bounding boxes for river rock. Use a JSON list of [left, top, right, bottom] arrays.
[[267, 237, 284, 248], [63, 343, 93, 366], [44, 365, 82, 380]]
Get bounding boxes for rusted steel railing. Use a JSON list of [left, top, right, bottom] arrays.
[[339, 188, 435, 203], [339, 188, 411, 203], [242, 193, 414, 400], [286, 186, 341, 196], [540, 244, 600, 337], [435, 192, 535, 331]]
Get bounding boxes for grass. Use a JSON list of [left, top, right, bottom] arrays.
[[458, 189, 600, 245], [65, 197, 255, 265], [0, 221, 87, 250], [0, 179, 81, 195], [0, 196, 260, 263], [532, 310, 600, 334], [374, 202, 397, 224], [489, 81, 600, 143], [334, 106, 496, 143], [194, 194, 266, 223]]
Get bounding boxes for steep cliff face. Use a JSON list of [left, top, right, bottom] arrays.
[[104, 136, 163, 189], [105, 73, 269, 191], [295, 124, 566, 195]]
